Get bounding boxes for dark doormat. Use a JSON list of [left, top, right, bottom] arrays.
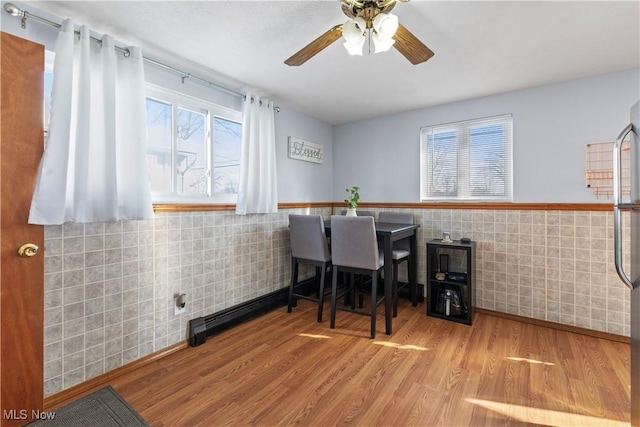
[[26, 386, 149, 427]]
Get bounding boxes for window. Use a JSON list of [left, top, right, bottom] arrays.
[[420, 114, 513, 201], [145, 85, 242, 203]]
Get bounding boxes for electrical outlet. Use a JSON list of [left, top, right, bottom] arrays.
[[174, 293, 186, 315]]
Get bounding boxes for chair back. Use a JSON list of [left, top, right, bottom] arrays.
[[340, 210, 375, 218], [330, 215, 382, 271], [378, 212, 413, 251], [289, 214, 331, 262], [378, 211, 413, 224]]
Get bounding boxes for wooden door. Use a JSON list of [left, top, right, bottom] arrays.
[[0, 32, 45, 426]]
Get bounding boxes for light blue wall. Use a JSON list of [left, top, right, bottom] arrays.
[[274, 105, 333, 203], [332, 68, 640, 203]]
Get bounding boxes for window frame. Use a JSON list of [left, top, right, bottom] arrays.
[[420, 114, 513, 202], [145, 84, 242, 205]]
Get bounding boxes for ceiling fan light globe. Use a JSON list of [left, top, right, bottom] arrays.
[[342, 17, 367, 43], [373, 13, 399, 40], [343, 39, 365, 56], [342, 17, 367, 55]]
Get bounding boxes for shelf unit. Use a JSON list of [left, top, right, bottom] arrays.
[[426, 239, 474, 325]]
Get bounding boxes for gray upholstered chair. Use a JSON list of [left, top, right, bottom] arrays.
[[329, 215, 385, 338], [378, 211, 413, 317], [288, 214, 332, 322]]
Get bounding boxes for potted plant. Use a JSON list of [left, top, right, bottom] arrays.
[[344, 186, 360, 216]]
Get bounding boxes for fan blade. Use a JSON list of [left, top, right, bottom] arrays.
[[393, 23, 434, 65], [285, 25, 343, 66]]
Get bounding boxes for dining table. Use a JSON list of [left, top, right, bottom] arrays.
[[324, 219, 420, 335]]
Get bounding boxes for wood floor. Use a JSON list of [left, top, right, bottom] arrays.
[[100, 299, 629, 426]]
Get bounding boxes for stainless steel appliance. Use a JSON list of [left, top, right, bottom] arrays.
[[614, 100, 640, 427]]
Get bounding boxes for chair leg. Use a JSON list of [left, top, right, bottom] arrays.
[[370, 272, 377, 339], [330, 266, 339, 329], [315, 266, 321, 298], [393, 260, 399, 318], [317, 263, 327, 323], [350, 273, 356, 309], [288, 259, 298, 313]]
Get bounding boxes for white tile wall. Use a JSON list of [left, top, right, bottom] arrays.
[[404, 208, 630, 337], [43, 208, 327, 396], [43, 207, 630, 396]]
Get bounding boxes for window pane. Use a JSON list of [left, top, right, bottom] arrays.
[[213, 117, 241, 194], [429, 130, 458, 197], [469, 123, 505, 197], [176, 107, 207, 195], [146, 98, 173, 193]]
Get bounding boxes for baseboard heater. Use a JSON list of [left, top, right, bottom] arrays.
[[189, 279, 424, 347], [188, 278, 317, 347]]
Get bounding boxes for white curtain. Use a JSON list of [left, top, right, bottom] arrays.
[[29, 20, 154, 225], [235, 94, 278, 214]]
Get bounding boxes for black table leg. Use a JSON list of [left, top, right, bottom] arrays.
[[384, 234, 393, 335], [409, 232, 418, 306]]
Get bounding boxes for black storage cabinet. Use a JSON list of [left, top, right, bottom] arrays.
[[426, 239, 474, 325]]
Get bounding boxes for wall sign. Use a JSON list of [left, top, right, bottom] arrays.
[[288, 137, 323, 164]]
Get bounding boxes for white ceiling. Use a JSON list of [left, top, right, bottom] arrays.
[[17, 1, 640, 125]]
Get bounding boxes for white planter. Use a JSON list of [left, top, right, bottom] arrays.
[[345, 208, 357, 217]]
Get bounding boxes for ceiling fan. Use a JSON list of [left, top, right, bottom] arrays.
[[284, 0, 434, 66]]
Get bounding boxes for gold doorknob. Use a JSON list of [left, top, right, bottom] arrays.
[[18, 243, 39, 257]]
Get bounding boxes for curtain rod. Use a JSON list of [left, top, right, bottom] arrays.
[[3, 2, 281, 111]]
